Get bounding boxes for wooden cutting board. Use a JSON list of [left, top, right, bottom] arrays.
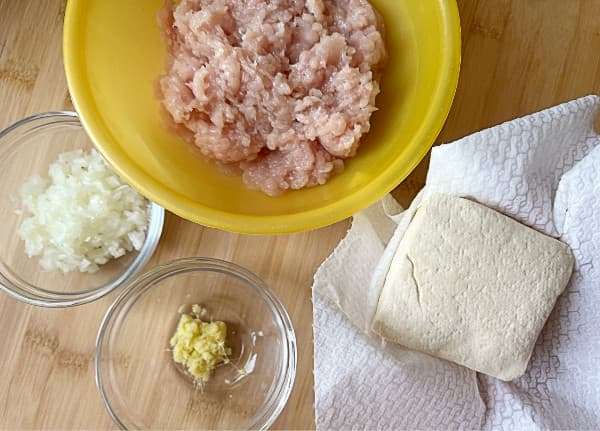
[[0, 0, 599, 428]]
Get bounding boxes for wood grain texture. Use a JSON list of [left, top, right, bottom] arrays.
[[0, 0, 599, 429]]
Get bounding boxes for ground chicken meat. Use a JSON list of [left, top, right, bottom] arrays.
[[160, 0, 386, 196]]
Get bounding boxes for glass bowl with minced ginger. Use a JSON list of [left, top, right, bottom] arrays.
[[95, 257, 297, 430]]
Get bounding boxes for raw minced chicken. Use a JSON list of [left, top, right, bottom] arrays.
[[18, 149, 150, 273], [160, 0, 386, 196]]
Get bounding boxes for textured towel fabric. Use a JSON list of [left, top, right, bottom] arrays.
[[313, 95, 600, 430]]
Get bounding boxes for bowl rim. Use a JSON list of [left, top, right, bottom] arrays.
[[0, 112, 165, 308], [63, 0, 461, 234], [94, 257, 297, 431]]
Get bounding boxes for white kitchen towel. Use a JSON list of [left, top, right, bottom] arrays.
[[313, 95, 600, 430]]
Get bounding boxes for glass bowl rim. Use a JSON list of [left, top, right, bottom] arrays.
[[94, 256, 298, 431], [0, 111, 165, 308]]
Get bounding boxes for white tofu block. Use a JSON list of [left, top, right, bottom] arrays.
[[373, 193, 574, 381]]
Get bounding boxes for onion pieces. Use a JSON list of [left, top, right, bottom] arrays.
[[18, 149, 150, 273]]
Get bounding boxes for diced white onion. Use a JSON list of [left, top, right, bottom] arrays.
[[18, 149, 150, 273]]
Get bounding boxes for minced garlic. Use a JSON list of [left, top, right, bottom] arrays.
[[169, 305, 231, 383]]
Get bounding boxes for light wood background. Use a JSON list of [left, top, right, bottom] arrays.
[[1, 0, 599, 429]]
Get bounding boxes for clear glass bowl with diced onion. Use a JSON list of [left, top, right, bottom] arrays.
[[0, 112, 164, 307]]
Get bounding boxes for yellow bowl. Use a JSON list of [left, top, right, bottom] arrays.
[[64, 0, 460, 234]]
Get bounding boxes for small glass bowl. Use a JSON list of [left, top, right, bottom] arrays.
[[0, 112, 164, 307], [95, 257, 297, 430]]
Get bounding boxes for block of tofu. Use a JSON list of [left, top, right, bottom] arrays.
[[372, 193, 574, 381]]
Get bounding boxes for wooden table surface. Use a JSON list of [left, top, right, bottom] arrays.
[[1, 0, 599, 429]]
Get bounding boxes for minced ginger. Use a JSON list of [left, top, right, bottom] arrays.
[[170, 305, 231, 383]]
